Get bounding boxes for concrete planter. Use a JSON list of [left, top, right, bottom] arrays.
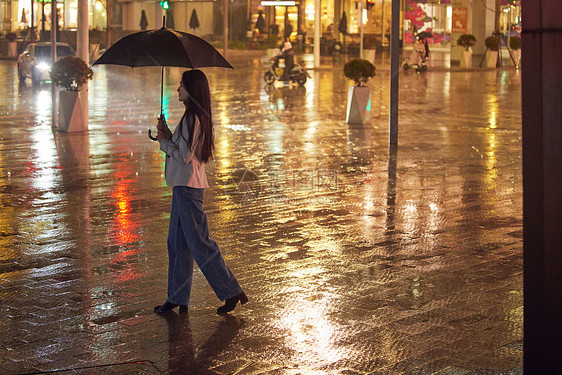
[[58, 91, 87, 133], [346, 86, 371, 125], [486, 50, 498, 68], [7, 42, 18, 57], [461, 50, 472, 68]]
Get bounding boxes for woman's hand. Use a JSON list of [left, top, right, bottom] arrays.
[[156, 115, 172, 142]]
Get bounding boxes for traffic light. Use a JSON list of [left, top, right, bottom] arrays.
[[160, 0, 169, 9], [366, 0, 374, 10]]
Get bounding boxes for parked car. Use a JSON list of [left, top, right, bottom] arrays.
[[17, 42, 76, 84]]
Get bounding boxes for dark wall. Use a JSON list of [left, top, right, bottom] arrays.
[[522, 0, 562, 372]]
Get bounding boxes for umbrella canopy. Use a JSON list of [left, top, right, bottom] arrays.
[[93, 27, 233, 69], [93, 24, 233, 140], [416, 31, 433, 39], [189, 9, 200, 30]]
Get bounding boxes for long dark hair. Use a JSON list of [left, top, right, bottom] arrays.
[[179, 69, 215, 163]]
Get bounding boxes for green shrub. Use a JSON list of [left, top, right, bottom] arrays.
[[509, 36, 521, 50], [457, 34, 476, 51], [50, 56, 93, 91], [344, 59, 376, 86], [485, 36, 500, 51]]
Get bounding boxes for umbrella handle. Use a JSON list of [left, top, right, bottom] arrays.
[[148, 129, 158, 141]]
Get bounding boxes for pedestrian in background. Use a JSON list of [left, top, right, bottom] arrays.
[[256, 10, 266, 35], [284, 22, 293, 41], [154, 69, 248, 315], [270, 23, 279, 39]]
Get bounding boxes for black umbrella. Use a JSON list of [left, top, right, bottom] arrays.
[[93, 17, 233, 140], [417, 31, 433, 39], [189, 9, 200, 30]]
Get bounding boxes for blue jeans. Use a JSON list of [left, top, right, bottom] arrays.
[[166, 186, 243, 305]]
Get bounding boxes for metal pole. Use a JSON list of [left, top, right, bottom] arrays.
[[313, 0, 320, 67], [50, 0, 57, 129], [161, 66, 164, 115], [389, 0, 399, 146], [359, 0, 363, 59], [106, 0, 111, 48], [77, 0, 89, 131], [41, 1, 45, 35], [224, 0, 228, 58], [77, 0, 88, 63], [31, 0, 35, 42], [381, 0, 385, 48]]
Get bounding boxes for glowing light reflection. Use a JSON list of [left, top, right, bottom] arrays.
[[278, 295, 343, 365], [488, 94, 498, 129], [35, 89, 51, 126]]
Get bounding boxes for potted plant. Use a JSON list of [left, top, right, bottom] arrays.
[[6, 32, 18, 57], [484, 35, 500, 68], [344, 58, 376, 124], [457, 33, 476, 68], [509, 36, 521, 68], [50, 56, 93, 132]]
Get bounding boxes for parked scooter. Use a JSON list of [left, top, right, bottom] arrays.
[[264, 58, 309, 86]]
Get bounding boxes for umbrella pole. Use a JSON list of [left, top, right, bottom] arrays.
[[160, 66, 164, 116], [148, 66, 164, 141], [160, 14, 166, 115]]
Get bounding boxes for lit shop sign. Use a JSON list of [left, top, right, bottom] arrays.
[[261, 1, 297, 6]]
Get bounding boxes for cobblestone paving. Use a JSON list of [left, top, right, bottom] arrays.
[[0, 55, 522, 374]]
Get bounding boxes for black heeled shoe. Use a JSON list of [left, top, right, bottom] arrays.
[[154, 301, 188, 314], [217, 292, 248, 314]]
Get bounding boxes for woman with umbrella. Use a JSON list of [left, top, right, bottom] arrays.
[[416, 30, 432, 60], [153, 69, 248, 315]]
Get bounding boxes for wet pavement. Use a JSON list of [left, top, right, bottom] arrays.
[[0, 54, 523, 374]]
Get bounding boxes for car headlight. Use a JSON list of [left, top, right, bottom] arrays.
[[36, 62, 51, 71]]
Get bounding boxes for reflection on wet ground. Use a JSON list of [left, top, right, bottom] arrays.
[[0, 56, 522, 373]]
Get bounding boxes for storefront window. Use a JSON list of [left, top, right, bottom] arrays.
[[404, 0, 451, 46], [3, 0, 105, 32], [92, 0, 107, 30], [500, 3, 521, 37]]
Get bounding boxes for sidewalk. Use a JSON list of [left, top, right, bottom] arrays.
[[0, 59, 523, 374]]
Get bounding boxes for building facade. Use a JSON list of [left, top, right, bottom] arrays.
[[2, 0, 520, 56]]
